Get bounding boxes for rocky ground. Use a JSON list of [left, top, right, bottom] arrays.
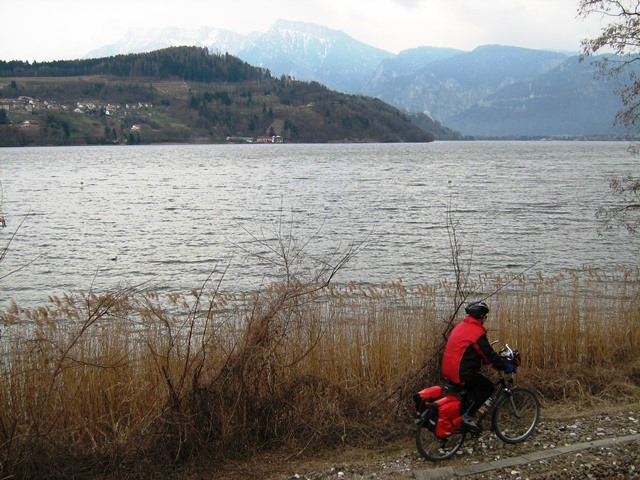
[[220, 402, 640, 480]]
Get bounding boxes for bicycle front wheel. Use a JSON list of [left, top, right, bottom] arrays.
[[493, 387, 540, 443], [415, 416, 466, 461]]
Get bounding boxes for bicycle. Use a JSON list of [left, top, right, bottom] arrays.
[[414, 344, 540, 462]]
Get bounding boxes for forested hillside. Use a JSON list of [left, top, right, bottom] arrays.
[[0, 47, 266, 82], [0, 47, 455, 146]]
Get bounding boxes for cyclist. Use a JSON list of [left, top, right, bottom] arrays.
[[442, 301, 516, 431]]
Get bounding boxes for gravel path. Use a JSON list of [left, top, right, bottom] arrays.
[[275, 403, 640, 480]]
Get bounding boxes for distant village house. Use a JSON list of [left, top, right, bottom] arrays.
[[256, 135, 283, 143]]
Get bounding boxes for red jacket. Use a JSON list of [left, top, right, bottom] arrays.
[[442, 315, 508, 384]]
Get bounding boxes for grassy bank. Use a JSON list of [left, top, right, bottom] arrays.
[[0, 266, 638, 479]]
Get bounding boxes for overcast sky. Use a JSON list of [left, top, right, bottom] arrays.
[[2, 0, 606, 62]]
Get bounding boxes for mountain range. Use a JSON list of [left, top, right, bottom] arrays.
[[85, 19, 631, 137]]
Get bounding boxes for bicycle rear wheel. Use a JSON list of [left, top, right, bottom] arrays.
[[493, 387, 540, 443], [415, 416, 466, 461]]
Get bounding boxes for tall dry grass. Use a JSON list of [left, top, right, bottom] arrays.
[[0, 266, 638, 478]]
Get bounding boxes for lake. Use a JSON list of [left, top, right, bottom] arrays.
[[0, 141, 638, 311]]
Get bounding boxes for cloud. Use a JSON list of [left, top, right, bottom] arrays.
[[387, 0, 427, 9]]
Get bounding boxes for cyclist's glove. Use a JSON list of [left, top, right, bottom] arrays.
[[504, 362, 517, 374]]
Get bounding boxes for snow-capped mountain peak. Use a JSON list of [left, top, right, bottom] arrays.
[[84, 26, 249, 58]]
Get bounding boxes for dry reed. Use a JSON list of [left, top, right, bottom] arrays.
[[0, 265, 638, 478]]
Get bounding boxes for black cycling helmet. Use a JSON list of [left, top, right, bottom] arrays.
[[465, 301, 489, 319]]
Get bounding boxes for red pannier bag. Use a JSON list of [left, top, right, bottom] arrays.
[[413, 385, 443, 415], [433, 395, 462, 439]]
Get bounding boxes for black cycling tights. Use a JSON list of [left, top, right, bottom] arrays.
[[461, 372, 494, 416]]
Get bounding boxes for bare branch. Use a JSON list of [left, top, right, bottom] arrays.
[[579, 0, 640, 236]]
